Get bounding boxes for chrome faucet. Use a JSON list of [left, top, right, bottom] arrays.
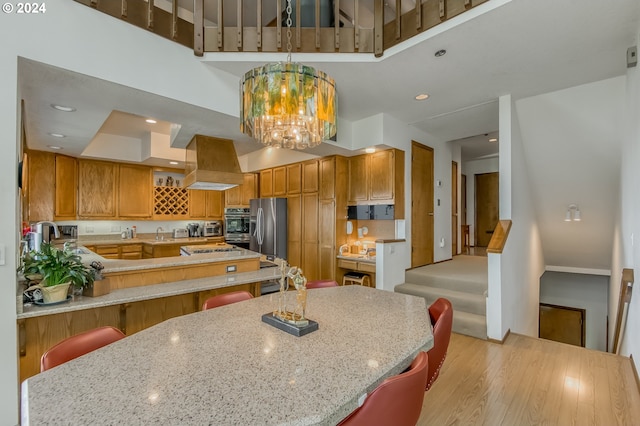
[[156, 227, 164, 241], [29, 221, 60, 252]]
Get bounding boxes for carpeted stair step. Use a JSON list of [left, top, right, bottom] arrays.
[[395, 283, 486, 316], [452, 310, 487, 340], [404, 259, 487, 295]]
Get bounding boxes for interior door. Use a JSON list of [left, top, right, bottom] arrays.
[[451, 161, 458, 256], [539, 303, 585, 347], [475, 172, 499, 247], [411, 141, 434, 267]]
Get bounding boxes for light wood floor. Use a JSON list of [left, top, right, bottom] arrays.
[[418, 333, 640, 425]]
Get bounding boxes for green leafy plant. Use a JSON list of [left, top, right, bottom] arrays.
[[19, 243, 95, 289]]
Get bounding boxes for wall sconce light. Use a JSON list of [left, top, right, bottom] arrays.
[[565, 204, 581, 222]]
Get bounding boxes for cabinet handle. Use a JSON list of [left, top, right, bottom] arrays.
[[428, 212, 434, 216]]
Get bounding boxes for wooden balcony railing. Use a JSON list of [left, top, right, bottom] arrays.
[[487, 219, 512, 254], [75, 0, 487, 57]]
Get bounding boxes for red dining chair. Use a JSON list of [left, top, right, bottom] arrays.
[[338, 351, 429, 426], [202, 290, 253, 310], [426, 298, 453, 391], [41, 326, 125, 372], [306, 279, 339, 289]]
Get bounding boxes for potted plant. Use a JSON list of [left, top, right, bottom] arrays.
[[19, 243, 95, 303]]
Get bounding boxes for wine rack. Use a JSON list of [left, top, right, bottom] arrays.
[[153, 186, 189, 218]]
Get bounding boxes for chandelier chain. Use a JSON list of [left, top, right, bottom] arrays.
[[286, 0, 293, 62]]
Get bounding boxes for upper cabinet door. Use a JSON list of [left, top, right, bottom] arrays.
[[348, 155, 368, 204], [369, 150, 395, 201], [118, 164, 153, 218], [286, 163, 302, 195], [78, 160, 117, 218], [319, 157, 335, 200], [54, 154, 77, 220], [260, 169, 273, 197], [189, 189, 207, 219], [27, 150, 55, 222], [302, 160, 319, 193], [273, 166, 287, 196], [241, 173, 257, 205], [205, 190, 223, 218]]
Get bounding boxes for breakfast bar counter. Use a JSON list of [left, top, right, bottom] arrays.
[[21, 286, 433, 425]]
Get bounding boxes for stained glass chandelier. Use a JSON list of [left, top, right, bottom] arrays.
[[240, 0, 337, 149]]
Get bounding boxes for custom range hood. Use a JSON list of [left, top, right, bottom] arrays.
[[183, 135, 244, 190]]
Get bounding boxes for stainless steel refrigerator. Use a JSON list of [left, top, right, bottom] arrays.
[[249, 197, 287, 261]]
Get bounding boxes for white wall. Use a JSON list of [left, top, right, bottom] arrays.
[[487, 95, 544, 340], [617, 28, 640, 370], [540, 271, 609, 351], [381, 114, 454, 264], [461, 156, 499, 246]]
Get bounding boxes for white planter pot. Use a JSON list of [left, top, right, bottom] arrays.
[[40, 282, 71, 303]]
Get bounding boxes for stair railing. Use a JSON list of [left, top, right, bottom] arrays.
[[75, 0, 486, 57], [613, 268, 634, 354], [487, 220, 512, 254]]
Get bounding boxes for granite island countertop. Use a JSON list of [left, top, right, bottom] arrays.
[[21, 286, 434, 425], [17, 266, 280, 319], [84, 247, 260, 274]]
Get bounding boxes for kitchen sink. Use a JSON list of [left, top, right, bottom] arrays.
[[70, 248, 90, 255]]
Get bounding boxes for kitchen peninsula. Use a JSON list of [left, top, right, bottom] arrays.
[[17, 245, 278, 381], [21, 286, 433, 425]]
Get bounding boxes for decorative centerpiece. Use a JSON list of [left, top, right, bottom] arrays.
[[19, 243, 96, 304], [261, 260, 318, 336]]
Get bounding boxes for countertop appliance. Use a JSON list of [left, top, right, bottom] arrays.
[[173, 228, 189, 239], [224, 208, 250, 244], [187, 223, 201, 237], [250, 198, 287, 261], [179, 244, 241, 256], [203, 221, 223, 237]]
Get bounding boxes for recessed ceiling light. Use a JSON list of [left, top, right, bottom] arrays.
[[50, 104, 76, 112], [434, 49, 447, 57], [365, 148, 376, 154], [48, 133, 66, 138], [47, 145, 63, 150], [169, 161, 179, 165], [145, 119, 157, 124], [489, 138, 498, 142], [415, 94, 429, 101]]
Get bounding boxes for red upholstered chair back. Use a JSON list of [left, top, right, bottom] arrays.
[[338, 352, 429, 426], [202, 290, 253, 310], [306, 279, 339, 289], [426, 298, 453, 391], [41, 326, 125, 372]]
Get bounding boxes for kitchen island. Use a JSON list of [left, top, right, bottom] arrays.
[[17, 247, 273, 381], [21, 286, 433, 425]]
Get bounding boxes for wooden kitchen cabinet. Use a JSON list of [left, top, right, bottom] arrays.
[[26, 150, 54, 222], [190, 190, 223, 219], [302, 192, 319, 281], [273, 166, 287, 196], [319, 200, 336, 281], [54, 154, 77, 220], [259, 169, 273, 197], [369, 150, 395, 201], [286, 163, 302, 194], [347, 149, 404, 218], [225, 173, 257, 207], [302, 160, 319, 193], [348, 155, 369, 204], [95, 245, 120, 259], [153, 186, 189, 220], [78, 159, 118, 219], [118, 164, 153, 219], [287, 194, 302, 268], [120, 244, 143, 259]]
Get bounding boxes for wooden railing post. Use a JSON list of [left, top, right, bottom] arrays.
[[374, 0, 384, 57], [194, 0, 204, 56]]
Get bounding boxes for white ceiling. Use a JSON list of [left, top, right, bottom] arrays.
[[17, 0, 640, 270]]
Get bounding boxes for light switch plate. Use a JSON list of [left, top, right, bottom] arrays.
[[0, 244, 5, 265]]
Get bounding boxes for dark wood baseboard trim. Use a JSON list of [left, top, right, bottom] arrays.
[[488, 328, 511, 344], [630, 354, 640, 394]]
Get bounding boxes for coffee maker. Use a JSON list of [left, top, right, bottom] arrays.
[[187, 223, 201, 237]]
